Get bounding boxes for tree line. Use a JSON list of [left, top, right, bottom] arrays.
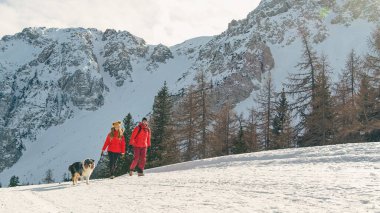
[[145, 27, 380, 168]]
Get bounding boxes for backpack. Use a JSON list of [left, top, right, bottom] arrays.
[[135, 126, 142, 139], [134, 125, 150, 140]]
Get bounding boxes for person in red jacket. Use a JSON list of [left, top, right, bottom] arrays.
[[129, 117, 151, 176], [101, 121, 126, 179]]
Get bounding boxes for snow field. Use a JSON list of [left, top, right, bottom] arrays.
[[0, 142, 379, 213]]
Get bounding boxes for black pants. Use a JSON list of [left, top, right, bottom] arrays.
[[108, 151, 121, 176]]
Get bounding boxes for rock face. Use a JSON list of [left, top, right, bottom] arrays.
[[147, 44, 173, 71], [0, 0, 379, 175], [194, 37, 275, 108], [102, 41, 133, 86]]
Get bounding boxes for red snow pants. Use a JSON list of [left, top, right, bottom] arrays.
[[130, 147, 147, 172]]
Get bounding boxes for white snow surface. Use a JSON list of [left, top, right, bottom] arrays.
[[0, 142, 379, 213]]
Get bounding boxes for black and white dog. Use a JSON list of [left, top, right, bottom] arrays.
[[68, 159, 95, 185]]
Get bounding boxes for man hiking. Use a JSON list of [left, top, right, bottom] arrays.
[[129, 117, 151, 176]]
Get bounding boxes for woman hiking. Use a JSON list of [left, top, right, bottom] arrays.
[[129, 117, 151, 176], [101, 121, 126, 179]]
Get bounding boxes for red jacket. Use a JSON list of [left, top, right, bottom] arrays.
[[129, 123, 151, 148], [102, 130, 126, 154]]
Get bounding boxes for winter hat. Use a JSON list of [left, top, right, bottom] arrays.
[[112, 121, 122, 127]]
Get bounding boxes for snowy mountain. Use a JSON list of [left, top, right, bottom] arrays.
[[0, 0, 379, 184], [0, 142, 379, 212]]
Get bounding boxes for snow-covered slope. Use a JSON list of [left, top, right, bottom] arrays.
[[0, 142, 379, 212], [0, 0, 379, 184]]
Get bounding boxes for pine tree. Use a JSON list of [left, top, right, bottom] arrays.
[[342, 50, 362, 101], [232, 115, 248, 154], [9, 175, 20, 187], [42, 169, 55, 184], [159, 120, 180, 166], [148, 82, 174, 167], [210, 101, 237, 156], [176, 85, 199, 161], [272, 88, 293, 149], [284, 30, 320, 140], [62, 172, 71, 182], [91, 156, 110, 179], [256, 72, 276, 150], [0, 182, 2, 188], [354, 26, 380, 141], [357, 72, 377, 128], [333, 80, 353, 143], [365, 27, 380, 122], [194, 70, 213, 158], [366, 27, 380, 83], [123, 113, 135, 151], [245, 108, 259, 152], [301, 55, 334, 146], [333, 50, 362, 143]]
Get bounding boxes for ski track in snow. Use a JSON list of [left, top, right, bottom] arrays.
[[0, 142, 379, 213]]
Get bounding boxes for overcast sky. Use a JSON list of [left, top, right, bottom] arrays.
[[0, 0, 260, 46]]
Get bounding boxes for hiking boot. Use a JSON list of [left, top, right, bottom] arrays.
[[138, 173, 144, 177], [129, 171, 133, 176]]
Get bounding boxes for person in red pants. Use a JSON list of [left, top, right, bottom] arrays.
[[101, 121, 126, 179], [129, 117, 151, 176]]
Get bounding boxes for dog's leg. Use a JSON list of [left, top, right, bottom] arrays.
[[73, 174, 76, 185], [72, 174, 75, 185], [86, 176, 89, 185], [74, 173, 80, 185]]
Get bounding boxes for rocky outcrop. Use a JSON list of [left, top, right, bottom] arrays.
[[332, 0, 380, 24], [147, 44, 173, 71], [102, 42, 132, 86], [0, 127, 22, 172], [150, 44, 173, 63], [58, 70, 105, 109]]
